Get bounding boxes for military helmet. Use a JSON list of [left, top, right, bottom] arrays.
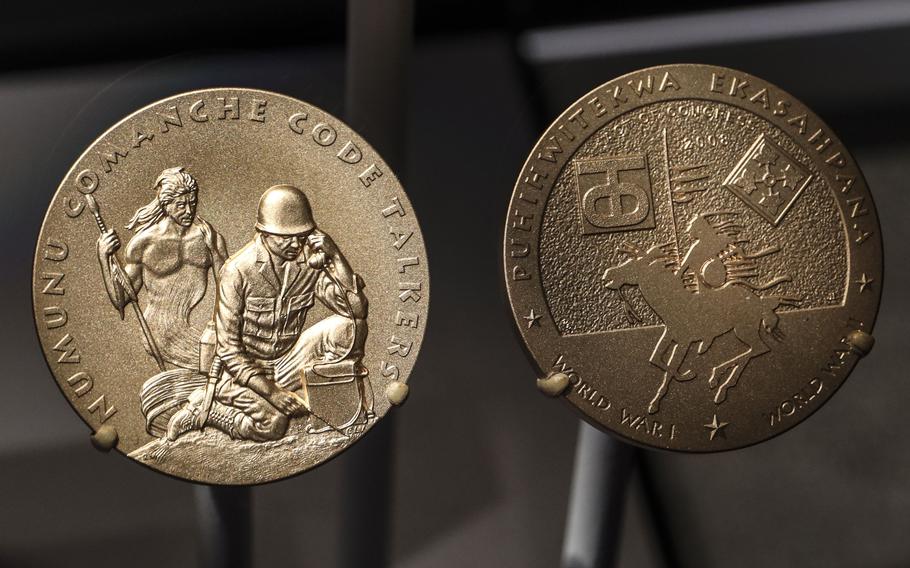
[[255, 184, 315, 235]]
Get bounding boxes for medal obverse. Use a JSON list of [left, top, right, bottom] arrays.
[[504, 64, 881, 452], [33, 88, 428, 484]]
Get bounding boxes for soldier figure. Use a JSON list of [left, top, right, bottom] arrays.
[[97, 166, 229, 369], [167, 184, 371, 442]]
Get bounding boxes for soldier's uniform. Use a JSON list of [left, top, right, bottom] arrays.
[[204, 234, 368, 441], [170, 184, 369, 442]]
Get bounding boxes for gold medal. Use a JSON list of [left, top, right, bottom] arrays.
[[504, 65, 881, 451], [33, 88, 428, 483]]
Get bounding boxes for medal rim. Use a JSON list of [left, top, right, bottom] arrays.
[[503, 63, 883, 452], [32, 86, 430, 484]]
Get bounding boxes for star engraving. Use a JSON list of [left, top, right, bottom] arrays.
[[733, 168, 759, 195], [752, 142, 779, 166], [523, 308, 542, 329], [855, 273, 874, 293], [779, 163, 803, 191], [704, 414, 729, 441], [758, 187, 784, 215]]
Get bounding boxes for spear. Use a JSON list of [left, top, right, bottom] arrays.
[[85, 194, 167, 371]]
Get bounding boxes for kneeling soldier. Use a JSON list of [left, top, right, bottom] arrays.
[[167, 184, 370, 441]]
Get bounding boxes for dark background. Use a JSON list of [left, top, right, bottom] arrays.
[[1, 1, 908, 566]]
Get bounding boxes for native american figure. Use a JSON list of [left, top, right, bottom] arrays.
[[96, 166, 228, 370], [603, 212, 799, 414]]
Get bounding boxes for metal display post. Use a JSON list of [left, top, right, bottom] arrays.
[[194, 485, 252, 568], [561, 422, 636, 568], [341, 1, 413, 568]]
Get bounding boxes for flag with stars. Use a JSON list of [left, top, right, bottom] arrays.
[[722, 134, 812, 226]]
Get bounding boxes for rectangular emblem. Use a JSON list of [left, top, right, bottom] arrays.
[[574, 155, 655, 235], [723, 134, 812, 226]]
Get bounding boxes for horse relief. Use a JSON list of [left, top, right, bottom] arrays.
[[603, 212, 800, 414]]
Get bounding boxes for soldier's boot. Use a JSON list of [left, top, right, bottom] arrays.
[[166, 406, 198, 441], [205, 402, 251, 440], [166, 400, 248, 441], [166, 389, 207, 441]]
